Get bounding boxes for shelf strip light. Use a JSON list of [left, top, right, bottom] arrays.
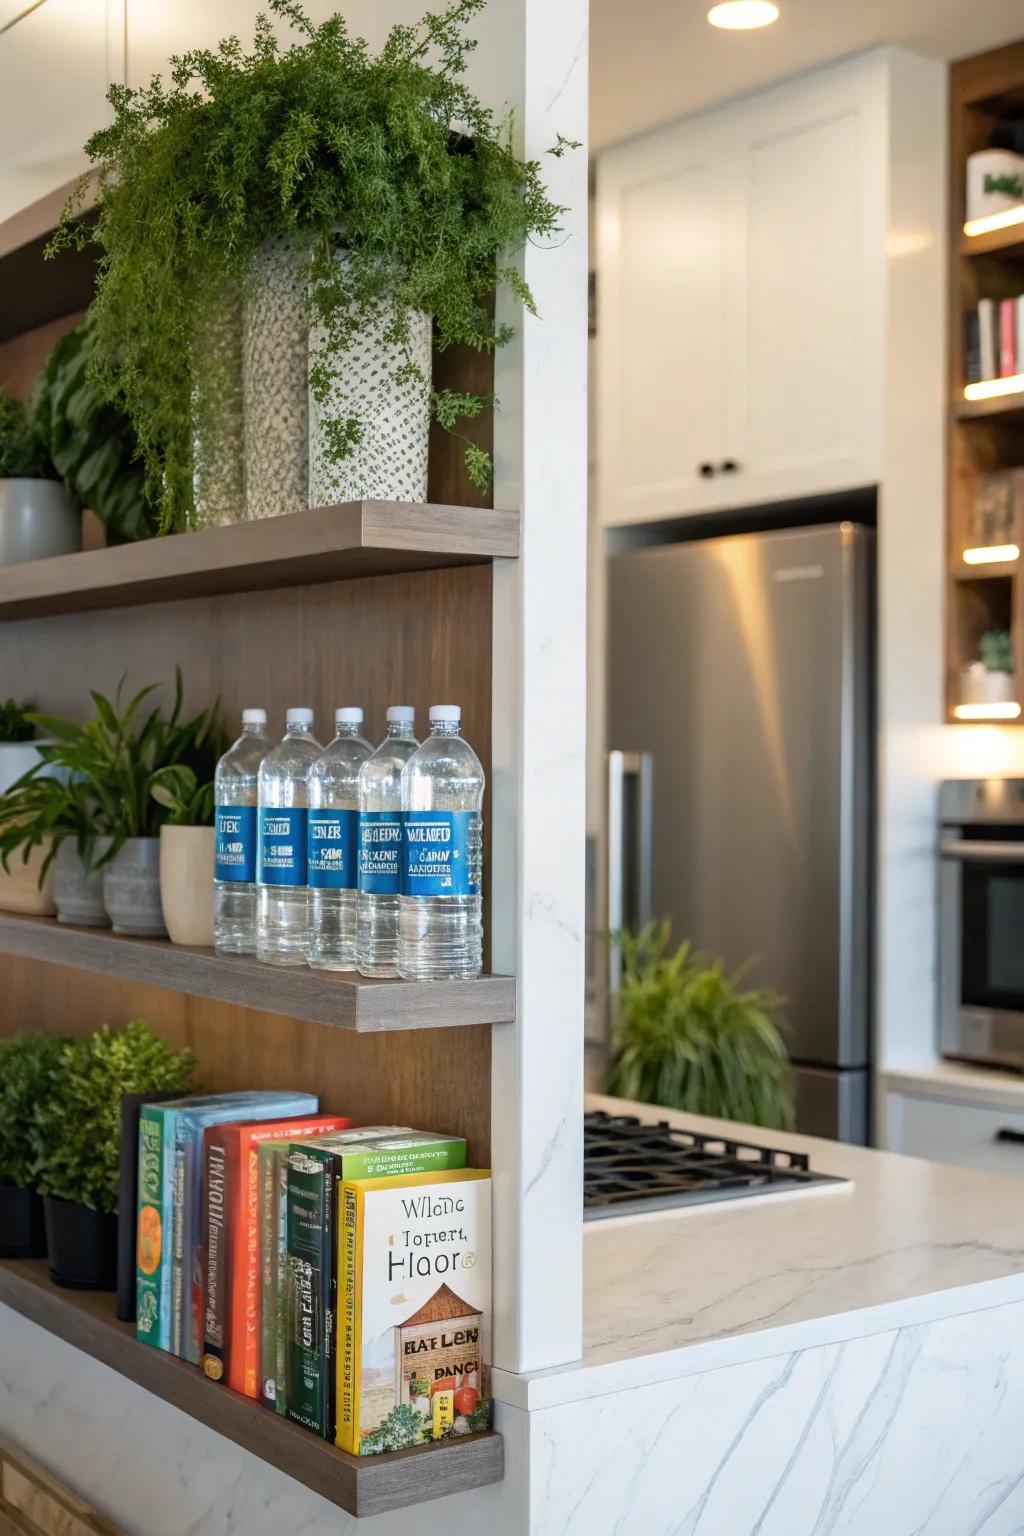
[[964, 207, 1024, 239], [953, 702, 1022, 721], [962, 544, 1021, 566], [964, 375, 1024, 402]]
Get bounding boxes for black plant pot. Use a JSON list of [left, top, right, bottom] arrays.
[[43, 1196, 117, 1291], [0, 1180, 47, 1259]]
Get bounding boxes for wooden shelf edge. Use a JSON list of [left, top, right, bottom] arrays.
[[0, 1260, 503, 1518], [960, 223, 1024, 258], [0, 913, 515, 1032], [0, 502, 519, 621], [954, 390, 1024, 421]]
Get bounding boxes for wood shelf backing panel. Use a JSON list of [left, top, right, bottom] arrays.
[[0, 1262, 503, 1519]]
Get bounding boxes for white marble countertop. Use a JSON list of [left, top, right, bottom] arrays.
[[493, 1093, 1024, 1408]]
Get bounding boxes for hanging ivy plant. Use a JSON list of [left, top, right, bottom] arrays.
[[49, 0, 573, 533]]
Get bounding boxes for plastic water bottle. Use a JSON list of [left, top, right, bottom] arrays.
[[213, 709, 272, 955], [398, 706, 484, 981], [307, 707, 373, 971], [257, 708, 322, 967], [357, 706, 419, 978]]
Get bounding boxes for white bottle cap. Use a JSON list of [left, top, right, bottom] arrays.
[[286, 707, 314, 727], [242, 708, 267, 725], [387, 705, 415, 723], [429, 705, 461, 723], [336, 706, 363, 725]]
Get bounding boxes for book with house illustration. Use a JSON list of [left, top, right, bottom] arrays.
[[335, 1167, 491, 1456]]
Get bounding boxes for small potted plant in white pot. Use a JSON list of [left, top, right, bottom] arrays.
[[962, 628, 1016, 707], [0, 392, 80, 565], [152, 765, 216, 946], [0, 700, 59, 915], [34, 1019, 195, 1290], [0, 1032, 68, 1259]]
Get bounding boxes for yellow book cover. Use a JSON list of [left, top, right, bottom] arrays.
[[336, 1168, 491, 1456]]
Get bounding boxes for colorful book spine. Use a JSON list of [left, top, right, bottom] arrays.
[[286, 1151, 334, 1437], [259, 1142, 291, 1413], [136, 1105, 176, 1350], [979, 297, 997, 381], [201, 1127, 232, 1381], [1001, 297, 1017, 377], [1017, 296, 1024, 374]]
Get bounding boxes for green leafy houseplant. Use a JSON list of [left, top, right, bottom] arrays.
[[0, 1033, 68, 1188], [0, 699, 35, 744], [34, 313, 160, 545], [979, 628, 1013, 674], [50, 0, 572, 531], [606, 921, 795, 1131], [150, 764, 215, 827], [33, 1020, 195, 1214], [0, 393, 53, 480]]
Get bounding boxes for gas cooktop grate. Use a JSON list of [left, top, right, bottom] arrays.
[[583, 1110, 846, 1219]]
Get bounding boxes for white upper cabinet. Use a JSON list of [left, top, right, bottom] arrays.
[[597, 56, 888, 527]]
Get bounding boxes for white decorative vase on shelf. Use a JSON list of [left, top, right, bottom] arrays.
[[159, 825, 215, 947], [103, 837, 166, 938], [242, 237, 310, 522], [961, 662, 1016, 706], [193, 294, 245, 528], [308, 255, 431, 508], [53, 838, 110, 927]]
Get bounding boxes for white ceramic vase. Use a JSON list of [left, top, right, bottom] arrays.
[[0, 480, 80, 566], [103, 837, 166, 938], [242, 238, 310, 521], [962, 663, 1016, 706], [193, 293, 245, 528], [160, 825, 215, 947], [308, 254, 431, 507], [53, 838, 110, 927]]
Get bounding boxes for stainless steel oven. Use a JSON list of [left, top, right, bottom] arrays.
[[940, 779, 1024, 1070]]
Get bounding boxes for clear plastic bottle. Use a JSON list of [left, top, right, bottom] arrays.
[[357, 706, 419, 978], [256, 708, 322, 967], [213, 709, 273, 955], [398, 705, 484, 981], [307, 707, 373, 972]]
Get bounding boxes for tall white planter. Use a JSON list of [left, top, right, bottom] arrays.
[[242, 238, 309, 522], [193, 294, 245, 528], [309, 258, 431, 507]]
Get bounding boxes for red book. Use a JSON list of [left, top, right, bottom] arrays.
[[1000, 298, 1017, 377], [202, 1113, 351, 1396]]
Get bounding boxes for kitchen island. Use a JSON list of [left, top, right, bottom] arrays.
[[4, 1095, 1024, 1533]]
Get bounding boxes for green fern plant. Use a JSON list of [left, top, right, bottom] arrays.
[[606, 920, 794, 1131], [979, 628, 1013, 674]]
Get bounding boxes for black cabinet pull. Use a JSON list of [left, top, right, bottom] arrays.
[[721, 459, 740, 473], [994, 1128, 1024, 1145], [698, 462, 715, 478]]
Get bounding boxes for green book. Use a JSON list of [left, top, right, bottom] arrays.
[[284, 1129, 466, 1439]]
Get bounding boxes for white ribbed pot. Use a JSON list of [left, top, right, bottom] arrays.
[[103, 837, 167, 938], [961, 663, 1016, 706], [54, 838, 110, 928], [0, 480, 80, 566], [242, 238, 309, 521], [309, 256, 431, 506], [193, 294, 245, 528], [159, 825, 215, 947]]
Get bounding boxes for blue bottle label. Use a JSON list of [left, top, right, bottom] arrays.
[[358, 812, 404, 895], [258, 807, 308, 886], [402, 810, 479, 898], [215, 805, 257, 883], [308, 809, 359, 890]]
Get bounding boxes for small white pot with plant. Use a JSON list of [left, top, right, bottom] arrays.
[[0, 393, 80, 566], [962, 628, 1015, 706], [153, 766, 216, 947]]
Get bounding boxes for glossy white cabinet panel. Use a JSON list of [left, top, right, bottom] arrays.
[[892, 1092, 1024, 1178]]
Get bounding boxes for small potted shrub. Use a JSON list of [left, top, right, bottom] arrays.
[[0, 392, 80, 564], [152, 765, 216, 946], [0, 1033, 68, 1258], [606, 920, 794, 1130], [34, 1019, 195, 1289], [962, 628, 1015, 707]]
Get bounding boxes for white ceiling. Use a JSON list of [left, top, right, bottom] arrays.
[[591, 0, 1024, 151]]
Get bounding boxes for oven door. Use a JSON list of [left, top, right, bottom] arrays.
[[940, 832, 1024, 1067]]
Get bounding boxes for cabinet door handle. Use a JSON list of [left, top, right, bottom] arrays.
[[994, 1128, 1024, 1145], [698, 462, 715, 478], [721, 459, 740, 473]]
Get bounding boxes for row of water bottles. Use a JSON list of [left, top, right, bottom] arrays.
[[213, 703, 484, 981]]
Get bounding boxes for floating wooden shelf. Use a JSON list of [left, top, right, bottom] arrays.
[[0, 1260, 503, 1518], [954, 389, 1024, 421], [960, 222, 1024, 258], [0, 502, 520, 620], [0, 913, 514, 1032]]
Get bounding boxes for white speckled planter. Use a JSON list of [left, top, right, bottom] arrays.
[[103, 837, 166, 938], [54, 838, 110, 928], [242, 238, 309, 521], [193, 294, 245, 528]]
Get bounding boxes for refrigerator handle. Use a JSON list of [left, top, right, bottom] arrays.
[[607, 750, 654, 1004]]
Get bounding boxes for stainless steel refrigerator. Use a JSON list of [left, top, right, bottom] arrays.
[[606, 522, 872, 1143]]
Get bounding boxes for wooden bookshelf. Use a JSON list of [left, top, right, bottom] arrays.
[[947, 41, 1024, 722], [0, 1260, 503, 1518]]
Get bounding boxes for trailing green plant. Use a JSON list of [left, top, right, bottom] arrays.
[[50, 0, 573, 531], [33, 312, 160, 545], [0, 393, 53, 480], [979, 628, 1013, 674], [0, 699, 36, 744], [32, 1019, 195, 1213], [150, 764, 215, 827], [0, 1033, 69, 1188], [606, 920, 794, 1131]]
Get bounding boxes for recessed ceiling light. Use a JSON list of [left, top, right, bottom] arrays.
[[707, 1, 780, 29]]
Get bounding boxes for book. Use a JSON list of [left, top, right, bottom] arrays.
[[201, 1112, 350, 1395], [965, 310, 982, 385], [336, 1168, 491, 1456], [136, 1091, 317, 1357], [1001, 297, 1017, 377], [979, 297, 997, 381], [117, 1092, 177, 1325], [285, 1128, 467, 1439], [1017, 296, 1024, 375]]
